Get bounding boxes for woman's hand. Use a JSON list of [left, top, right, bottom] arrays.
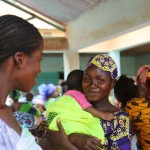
[[69, 133, 104, 150], [43, 119, 78, 150]]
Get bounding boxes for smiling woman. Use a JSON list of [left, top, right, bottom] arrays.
[[0, 15, 76, 150], [0, 14, 43, 150], [79, 54, 132, 149]]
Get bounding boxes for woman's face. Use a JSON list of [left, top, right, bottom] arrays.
[[82, 66, 113, 102], [16, 48, 43, 93]]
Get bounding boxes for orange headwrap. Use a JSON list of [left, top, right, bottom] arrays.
[[135, 65, 150, 84]]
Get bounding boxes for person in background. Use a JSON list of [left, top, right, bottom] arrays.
[[56, 84, 63, 96], [60, 81, 68, 95], [9, 90, 22, 112], [36, 83, 47, 96], [44, 83, 59, 108], [19, 92, 41, 117], [136, 84, 149, 98], [135, 65, 150, 96], [114, 73, 150, 150], [14, 111, 35, 131], [19, 92, 45, 127], [9, 90, 42, 133], [32, 83, 47, 105], [0, 14, 77, 150], [65, 69, 114, 121]]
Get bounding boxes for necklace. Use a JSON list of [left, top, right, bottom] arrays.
[[0, 105, 7, 110]]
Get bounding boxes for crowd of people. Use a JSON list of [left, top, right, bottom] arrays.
[[0, 14, 150, 150]]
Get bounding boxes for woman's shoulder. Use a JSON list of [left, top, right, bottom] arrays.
[[0, 118, 20, 149], [114, 110, 131, 125], [0, 118, 20, 134], [101, 111, 132, 149], [114, 110, 131, 126], [126, 97, 150, 113], [114, 110, 129, 117], [101, 110, 131, 133], [126, 97, 150, 106]]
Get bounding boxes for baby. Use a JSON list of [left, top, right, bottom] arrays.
[[65, 69, 114, 121]]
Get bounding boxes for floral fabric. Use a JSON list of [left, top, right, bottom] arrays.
[[86, 54, 118, 80], [101, 110, 132, 150], [14, 111, 35, 130]]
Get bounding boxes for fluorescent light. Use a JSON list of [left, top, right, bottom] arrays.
[[6, 0, 65, 30], [0, 1, 31, 19]]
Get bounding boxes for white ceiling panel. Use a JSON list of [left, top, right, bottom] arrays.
[[17, 0, 106, 24]]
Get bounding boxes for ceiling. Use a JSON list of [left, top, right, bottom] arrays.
[[17, 0, 106, 25], [121, 42, 150, 56], [2, 0, 110, 31], [1, 0, 150, 56]]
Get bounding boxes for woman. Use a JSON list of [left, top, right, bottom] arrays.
[[114, 67, 150, 150], [78, 54, 132, 149], [0, 14, 43, 150], [135, 65, 150, 95], [44, 83, 59, 108], [45, 54, 132, 149], [0, 15, 77, 150]]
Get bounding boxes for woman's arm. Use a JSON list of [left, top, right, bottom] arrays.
[[68, 133, 103, 150], [39, 119, 103, 150], [42, 119, 79, 150]]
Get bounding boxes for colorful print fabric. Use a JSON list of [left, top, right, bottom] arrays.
[[14, 111, 35, 130], [101, 110, 132, 150], [126, 97, 150, 150], [86, 54, 118, 80]]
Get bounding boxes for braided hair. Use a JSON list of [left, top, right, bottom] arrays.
[[0, 15, 43, 65]]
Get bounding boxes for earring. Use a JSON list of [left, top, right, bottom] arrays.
[[19, 65, 23, 69], [109, 89, 112, 96]]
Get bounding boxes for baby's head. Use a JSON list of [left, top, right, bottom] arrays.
[[66, 69, 84, 92]]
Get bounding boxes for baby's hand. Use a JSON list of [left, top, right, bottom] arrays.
[[100, 112, 115, 121]]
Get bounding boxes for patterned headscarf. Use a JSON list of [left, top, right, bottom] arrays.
[[37, 83, 47, 95], [86, 54, 118, 80]]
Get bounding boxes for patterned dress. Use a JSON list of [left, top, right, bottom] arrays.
[[125, 97, 150, 150], [14, 111, 35, 130], [101, 110, 132, 150]]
